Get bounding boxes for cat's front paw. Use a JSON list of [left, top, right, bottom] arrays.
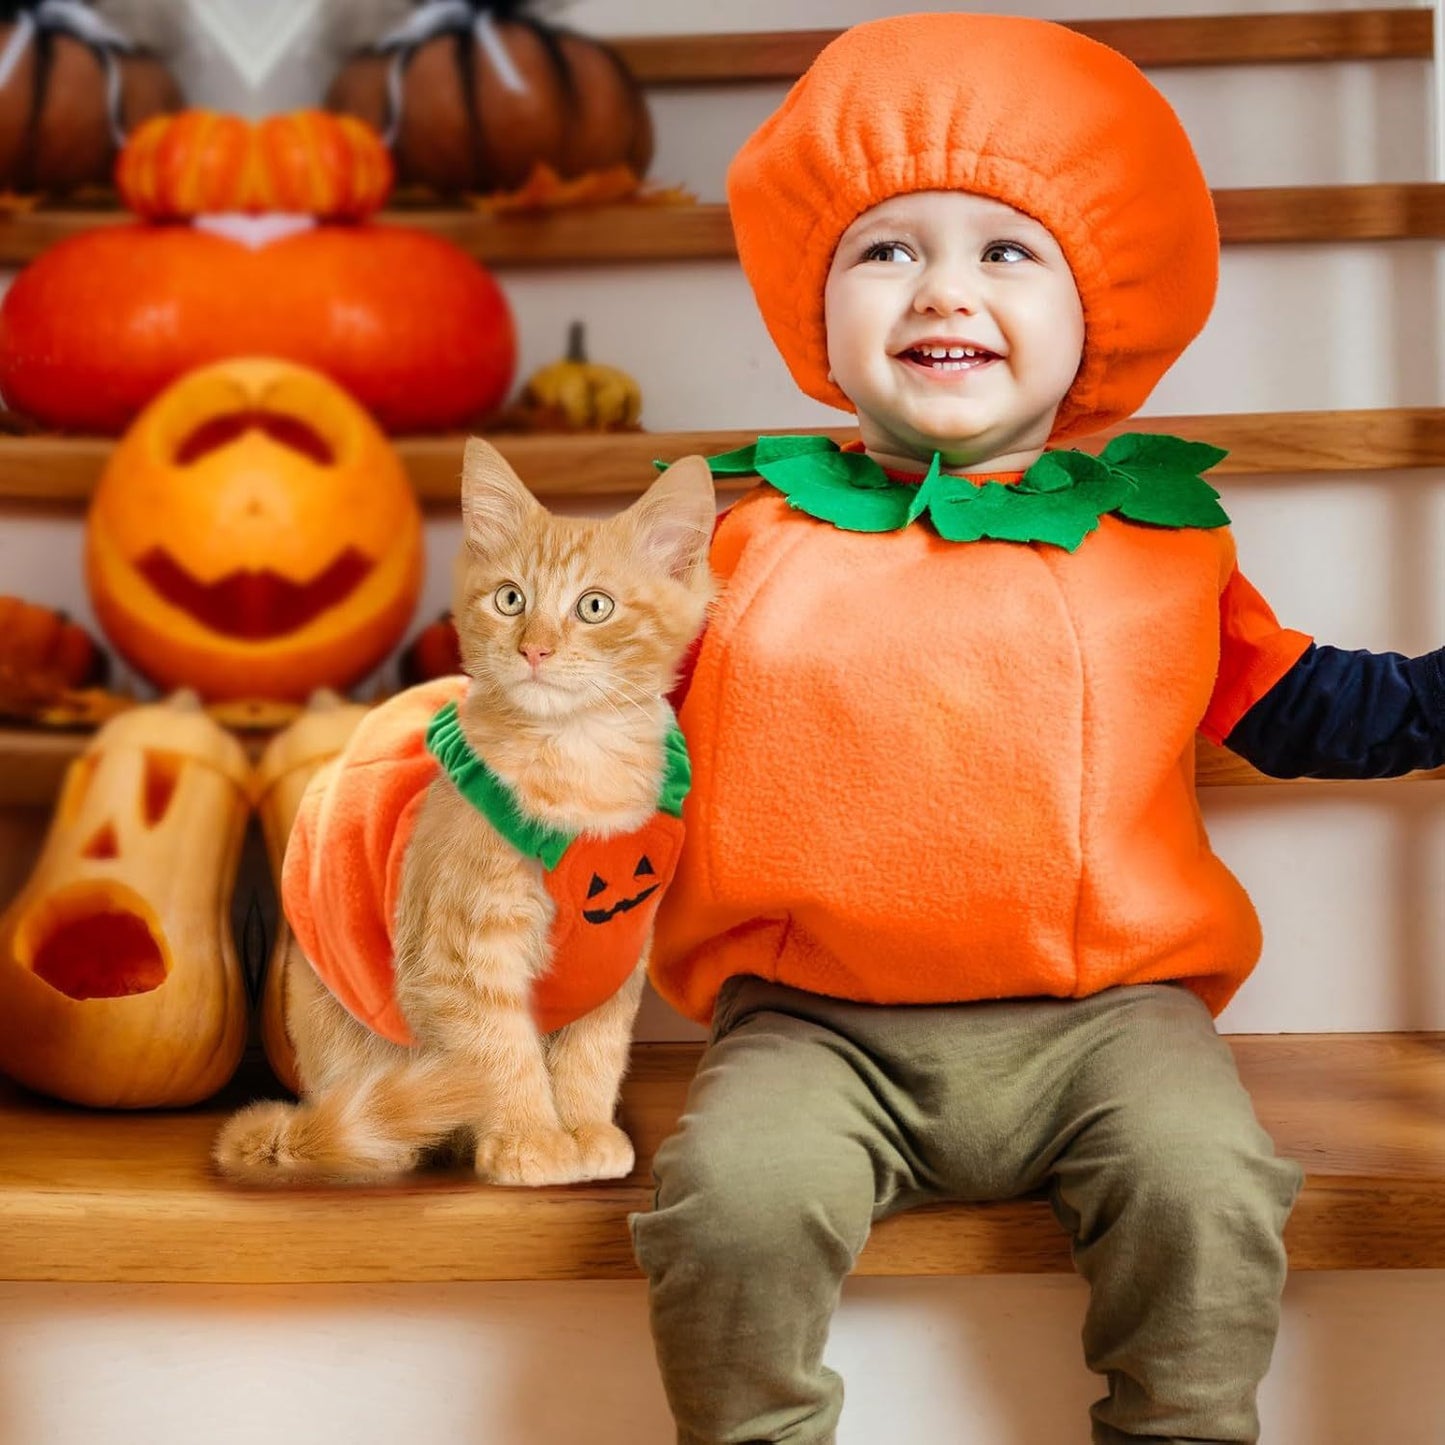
[[474, 1126, 586, 1187], [570, 1121, 635, 1181]]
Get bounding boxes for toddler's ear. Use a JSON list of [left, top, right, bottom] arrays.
[[460, 437, 540, 556], [628, 455, 716, 585]]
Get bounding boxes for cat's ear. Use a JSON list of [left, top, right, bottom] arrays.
[[626, 455, 715, 584], [460, 437, 540, 555]]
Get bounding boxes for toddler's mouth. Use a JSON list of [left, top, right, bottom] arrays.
[[897, 343, 999, 373]]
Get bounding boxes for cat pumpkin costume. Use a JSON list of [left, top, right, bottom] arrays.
[[649, 13, 1315, 1024], [284, 676, 688, 1042]]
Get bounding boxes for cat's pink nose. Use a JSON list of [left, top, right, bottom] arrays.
[[520, 644, 553, 668]]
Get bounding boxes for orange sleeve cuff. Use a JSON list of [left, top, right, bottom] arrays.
[[1200, 567, 1312, 746]]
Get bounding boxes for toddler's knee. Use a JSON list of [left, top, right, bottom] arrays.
[[634, 1130, 868, 1285], [1122, 1126, 1302, 1257]]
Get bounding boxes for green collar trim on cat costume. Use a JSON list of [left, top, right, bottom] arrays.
[[699, 433, 1230, 552], [425, 701, 692, 870]]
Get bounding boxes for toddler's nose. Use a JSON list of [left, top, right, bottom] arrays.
[[914, 270, 979, 316]]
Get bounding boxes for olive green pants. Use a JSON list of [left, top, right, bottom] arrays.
[[630, 979, 1303, 1445]]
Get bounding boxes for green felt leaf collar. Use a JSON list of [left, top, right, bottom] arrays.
[[679, 433, 1230, 552]]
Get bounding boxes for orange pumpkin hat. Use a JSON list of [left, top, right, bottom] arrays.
[[727, 13, 1218, 442]]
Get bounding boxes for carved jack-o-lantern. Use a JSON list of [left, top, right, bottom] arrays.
[[0, 692, 251, 1107], [85, 358, 424, 702], [252, 690, 369, 1094]]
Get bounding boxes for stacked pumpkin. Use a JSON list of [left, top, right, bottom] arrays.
[[327, 0, 654, 199], [0, 107, 516, 433], [0, 0, 180, 197]]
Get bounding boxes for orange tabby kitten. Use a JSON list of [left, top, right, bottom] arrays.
[[214, 439, 714, 1186]]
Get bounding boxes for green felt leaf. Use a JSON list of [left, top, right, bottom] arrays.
[[1018, 448, 1111, 495], [905, 452, 944, 525], [777, 475, 914, 532], [754, 434, 839, 465], [931, 469, 1131, 550], [1101, 433, 1228, 477], [1115, 474, 1231, 529], [696, 442, 759, 476]]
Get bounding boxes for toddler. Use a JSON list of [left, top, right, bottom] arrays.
[[632, 14, 1445, 1444]]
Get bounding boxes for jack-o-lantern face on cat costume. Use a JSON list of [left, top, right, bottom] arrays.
[[583, 855, 660, 923], [85, 358, 423, 702]]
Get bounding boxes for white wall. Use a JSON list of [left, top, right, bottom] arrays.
[[2, 2, 1443, 1442]]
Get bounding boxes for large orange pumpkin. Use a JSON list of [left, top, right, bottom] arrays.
[[84, 358, 423, 702], [117, 109, 394, 221], [327, 0, 653, 196], [0, 222, 515, 433], [0, 1, 180, 195]]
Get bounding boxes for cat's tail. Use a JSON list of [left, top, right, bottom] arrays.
[[213, 1056, 491, 1185]]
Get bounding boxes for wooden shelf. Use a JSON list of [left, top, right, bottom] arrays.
[[0, 1034, 1439, 1283], [0, 183, 1439, 270], [613, 10, 1434, 85], [3, 725, 1443, 811], [4, 407, 1444, 510]]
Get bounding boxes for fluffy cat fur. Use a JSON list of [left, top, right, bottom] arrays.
[[214, 439, 714, 1186]]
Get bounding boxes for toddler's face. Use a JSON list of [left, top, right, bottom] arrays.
[[823, 190, 1085, 472]]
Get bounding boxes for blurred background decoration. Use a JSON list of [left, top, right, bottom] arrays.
[[117, 107, 393, 220], [83, 358, 424, 703], [0, 594, 112, 722], [0, 98, 518, 434], [0, 0, 179, 197], [327, 0, 654, 202]]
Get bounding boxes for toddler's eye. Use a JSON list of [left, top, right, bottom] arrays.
[[576, 590, 615, 624], [861, 241, 914, 264], [494, 583, 526, 616], [983, 241, 1033, 264]]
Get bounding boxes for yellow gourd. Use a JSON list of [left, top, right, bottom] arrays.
[[521, 321, 642, 430], [252, 691, 369, 1094], [0, 692, 250, 1107]]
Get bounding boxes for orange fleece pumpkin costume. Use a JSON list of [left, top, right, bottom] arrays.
[[649, 15, 1311, 1023], [284, 677, 687, 1043]]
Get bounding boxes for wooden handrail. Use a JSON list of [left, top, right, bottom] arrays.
[[0, 183, 1439, 269], [2, 408, 1442, 508], [612, 11, 1433, 85]]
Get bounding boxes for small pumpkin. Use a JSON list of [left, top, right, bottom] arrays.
[[0, 691, 250, 1107], [84, 357, 423, 702], [0, 595, 108, 716], [116, 109, 394, 221], [327, 0, 653, 197], [399, 611, 461, 686], [0, 0, 180, 195], [520, 320, 642, 430], [0, 222, 516, 433], [252, 690, 370, 1094]]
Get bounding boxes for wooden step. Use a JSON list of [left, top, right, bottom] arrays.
[[0, 182, 1440, 269], [0, 1034, 1439, 1283], [613, 10, 1434, 84], [4, 407, 1444, 509]]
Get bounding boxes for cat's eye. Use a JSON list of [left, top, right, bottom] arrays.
[[494, 583, 526, 616], [575, 590, 615, 624]]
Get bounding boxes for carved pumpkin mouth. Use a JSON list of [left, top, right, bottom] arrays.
[[16, 884, 169, 1000], [134, 546, 374, 640]]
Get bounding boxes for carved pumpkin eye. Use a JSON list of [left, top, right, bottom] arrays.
[[576, 590, 614, 624], [494, 583, 526, 616]]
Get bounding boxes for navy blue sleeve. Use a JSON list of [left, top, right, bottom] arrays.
[[1224, 643, 1445, 779]]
